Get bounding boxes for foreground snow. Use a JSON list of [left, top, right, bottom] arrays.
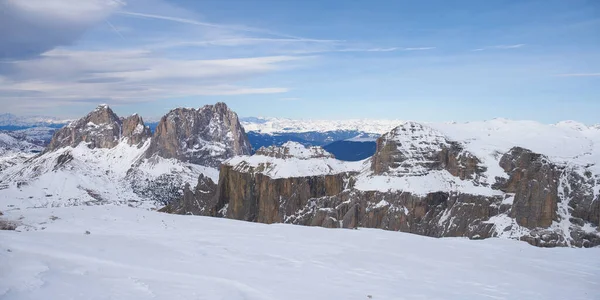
[[1, 206, 598, 300]]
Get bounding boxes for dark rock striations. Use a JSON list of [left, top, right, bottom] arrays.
[[122, 114, 152, 147], [169, 122, 600, 248], [46, 105, 152, 152], [146, 102, 251, 167]]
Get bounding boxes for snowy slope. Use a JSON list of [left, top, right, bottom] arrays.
[[429, 119, 600, 176], [225, 142, 365, 178], [0, 133, 43, 154], [0, 141, 217, 209], [2, 127, 57, 147], [0, 205, 598, 300]]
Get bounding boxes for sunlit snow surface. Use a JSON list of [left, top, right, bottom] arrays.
[[0, 206, 598, 300]]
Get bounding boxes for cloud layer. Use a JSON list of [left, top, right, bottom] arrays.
[[0, 49, 301, 110], [0, 0, 122, 59]]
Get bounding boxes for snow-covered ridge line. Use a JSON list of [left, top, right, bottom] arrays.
[[225, 142, 366, 178], [241, 117, 404, 134], [242, 116, 600, 135], [0, 113, 71, 127]]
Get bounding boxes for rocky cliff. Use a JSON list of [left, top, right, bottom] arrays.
[[145, 102, 251, 168], [45, 105, 152, 152], [169, 123, 600, 248], [5, 103, 248, 208], [121, 114, 152, 147]]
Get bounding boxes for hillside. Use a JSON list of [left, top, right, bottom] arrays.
[[1, 205, 598, 300]]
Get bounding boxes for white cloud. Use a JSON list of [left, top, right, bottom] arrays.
[[5, 0, 121, 21], [555, 73, 600, 77], [471, 44, 525, 52], [402, 47, 436, 51], [495, 44, 525, 49], [0, 49, 304, 111], [150, 37, 341, 49], [0, 0, 124, 59], [116, 10, 336, 42], [0, 0, 437, 115]]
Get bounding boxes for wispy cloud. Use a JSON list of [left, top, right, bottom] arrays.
[[290, 46, 435, 55], [150, 37, 341, 49], [402, 47, 436, 51], [337, 47, 435, 52], [279, 97, 301, 101], [555, 73, 600, 77], [0, 48, 304, 111], [116, 10, 334, 42], [472, 44, 525, 51]]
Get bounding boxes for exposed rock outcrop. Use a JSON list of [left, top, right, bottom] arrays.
[[371, 122, 485, 181], [146, 102, 251, 167], [168, 122, 600, 248], [216, 164, 353, 224], [121, 114, 152, 146], [495, 147, 560, 228], [45, 105, 152, 152], [46, 105, 122, 152], [159, 174, 218, 215], [21, 102, 251, 208]]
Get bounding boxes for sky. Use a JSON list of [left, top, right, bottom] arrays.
[[0, 0, 599, 123]]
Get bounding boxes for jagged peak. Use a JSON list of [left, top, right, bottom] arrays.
[[65, 104, 119, 128], [256, 141, 334, 159], [198, 102, 234, 115]]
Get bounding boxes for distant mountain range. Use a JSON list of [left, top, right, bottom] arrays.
[[1, 104, 600, 248], [240, 116, 401, 134], [0, 113, 71, 130], [0, 114, 386, 161]]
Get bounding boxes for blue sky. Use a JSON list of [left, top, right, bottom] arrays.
[[1, 0, 598, 123]]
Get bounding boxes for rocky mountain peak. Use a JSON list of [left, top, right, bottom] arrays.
[[121, 114, 152, 146], [45, 105, 123, 152], [255, 141, 334, 159], [146, 103, 251, 167], [371, 122, 484, 180]]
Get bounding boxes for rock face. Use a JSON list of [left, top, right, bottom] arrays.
[[22, 102, 250, 208], [45, 105, 152, 152], [496, 147, 559, 228], [146, 102, 251, 167], [46, 105, 123, 151], [121, 114, 152, 146], [160, 174, 218, 215], [371, 122, 485, 181], [217, 164, 352, 224], [168, 122, 600, 248]]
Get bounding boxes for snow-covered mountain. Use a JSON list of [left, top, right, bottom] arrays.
[[0, 103, 247, 208], [0, 133, 45, 173], [175, 119, 600, 247], [2, 127, 57, 147], [240, 117, 397, 152], [2, 105, 599, 247], [241, 116, 402, 134], [0, 113, 70, 128]]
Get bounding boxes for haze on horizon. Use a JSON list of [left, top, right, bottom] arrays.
[[0, 0, 598, 123]]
